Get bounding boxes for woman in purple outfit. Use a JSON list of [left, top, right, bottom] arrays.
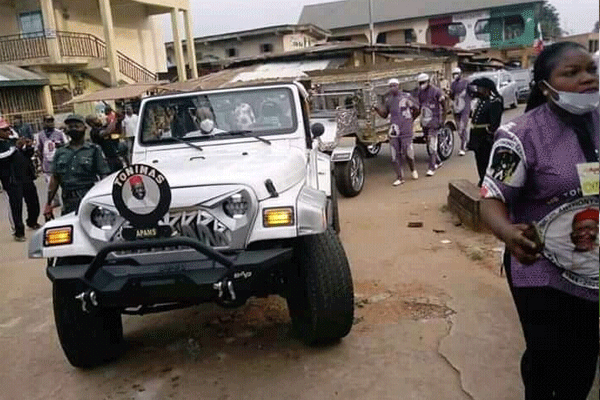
[[480, 42, 599, 400]]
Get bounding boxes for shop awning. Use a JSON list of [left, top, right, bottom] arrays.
[[0, 65, 48, 88]]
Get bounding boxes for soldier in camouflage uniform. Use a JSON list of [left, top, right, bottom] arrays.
[[44, 114, 110, 215]]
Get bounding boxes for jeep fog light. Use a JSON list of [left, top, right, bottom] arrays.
[[263, 207, 294, 227], [223, 194, 248, 219], [44, 226, 73, 246], [91, 207, 118, 230]]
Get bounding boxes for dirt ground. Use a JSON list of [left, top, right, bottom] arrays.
[[0, 104, 598, 400]]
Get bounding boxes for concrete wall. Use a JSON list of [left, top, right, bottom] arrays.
[[0, 0, 167, 73], [55, 0, 166, 73]]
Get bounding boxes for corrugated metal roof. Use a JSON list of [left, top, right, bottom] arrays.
[[65, 82, 169, 104], [0, 64, 48, 87], [299, 0, 542, 31]]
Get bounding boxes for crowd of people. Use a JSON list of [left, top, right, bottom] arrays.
[[0, 104, 139, 241]]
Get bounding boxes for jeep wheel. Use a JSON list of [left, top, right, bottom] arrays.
[[287, 228, 354, 345], [358, 141, 381, 158], [53, 281, 123, 368], [334, 149, 364, 197]]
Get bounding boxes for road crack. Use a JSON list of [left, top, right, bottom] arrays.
[[437, 318, 476, 400]]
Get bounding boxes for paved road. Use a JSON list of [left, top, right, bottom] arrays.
[[0, 104, 597, 400]]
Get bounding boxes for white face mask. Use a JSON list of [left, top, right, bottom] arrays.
[[200, 119, 215, 133], [452, 74, 460, 81], [419, 82, 429, 90], [543, 81, 600, 115]]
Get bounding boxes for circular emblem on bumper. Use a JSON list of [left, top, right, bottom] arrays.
[[112, 164, 171, 228]]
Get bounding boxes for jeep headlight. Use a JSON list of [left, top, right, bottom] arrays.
[[223, 193, 249, 219], [91, 207, 119, 230]]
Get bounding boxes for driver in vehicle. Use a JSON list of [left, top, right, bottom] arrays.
[[185, 107, 225, 137]]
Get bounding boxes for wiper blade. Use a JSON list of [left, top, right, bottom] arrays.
[[225, 130, 271, 145], [167, 135, 203, 151]]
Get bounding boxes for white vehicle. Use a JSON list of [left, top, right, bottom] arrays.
[[468, 69, 519, 109], [29, 82, 354, 368]]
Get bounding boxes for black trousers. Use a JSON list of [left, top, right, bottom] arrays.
[[0, 175, 40, 236], [505, 255, 599, 400], [474, 139, 493, 187]]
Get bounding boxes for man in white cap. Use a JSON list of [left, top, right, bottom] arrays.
[[373, 78, 420, 185], [449, 67, 471, 156], [416, 73, 446, 176]]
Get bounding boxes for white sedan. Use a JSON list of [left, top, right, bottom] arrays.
[[468, 70, 519, 110]]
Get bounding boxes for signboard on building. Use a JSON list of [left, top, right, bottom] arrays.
[[283, 34, 315, 52]]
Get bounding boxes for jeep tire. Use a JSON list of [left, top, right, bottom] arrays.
[[53, 281, 123, 368], [287, 228, 354, 345], [334, 148, 364, 197]]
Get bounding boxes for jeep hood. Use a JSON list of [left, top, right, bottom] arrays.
[[84, 145, 308, 205]]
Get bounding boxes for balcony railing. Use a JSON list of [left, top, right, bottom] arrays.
[[0, 31, 157, 83], [0, 32, 49, 61]]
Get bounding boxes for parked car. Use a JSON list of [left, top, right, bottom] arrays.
[[468, 70, 519, 109], [30, 82, 354, 368], [508, 68, 533, 103]]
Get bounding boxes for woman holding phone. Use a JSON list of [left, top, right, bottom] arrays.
[[480, 42, 599, 399]]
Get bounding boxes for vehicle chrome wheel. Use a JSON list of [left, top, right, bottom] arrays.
[[350, 151, 364, 192], [437, 125, 455, 161], [334, 149, 364, 197]]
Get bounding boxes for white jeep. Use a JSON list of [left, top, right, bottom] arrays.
[[29, 82, 354, 368]]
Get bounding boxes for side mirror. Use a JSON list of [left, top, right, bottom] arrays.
[[311, 123, 325, 138]]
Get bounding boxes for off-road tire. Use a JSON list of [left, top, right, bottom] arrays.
[[334, 149, 364, 197], [53, 281, 123, 368], [287, 228, 354, 345]]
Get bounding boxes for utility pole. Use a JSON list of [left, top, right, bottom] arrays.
[[368, 0, 375, 64]]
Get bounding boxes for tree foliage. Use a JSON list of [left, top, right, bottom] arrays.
[[538, 1, 562, 39]]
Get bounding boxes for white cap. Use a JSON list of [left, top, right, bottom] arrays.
[[452, 67, 462, 75], [388, 78, 400, 86], [417, 73, 430, 83]]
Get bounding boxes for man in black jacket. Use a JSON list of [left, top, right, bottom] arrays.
[[0, 118, 40, 241]]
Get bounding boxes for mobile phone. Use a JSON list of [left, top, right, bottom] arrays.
[[524, 222, 544, 251]]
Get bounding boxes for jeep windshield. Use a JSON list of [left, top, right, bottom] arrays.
[[140, 87, 297, 144]]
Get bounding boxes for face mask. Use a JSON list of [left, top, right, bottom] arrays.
[[67, 129, 85, 141], [389, 87, 399, 95], [452, 74, 460, 81], [419, 82, 429, 90], [543, 81, 600, 115], [200, 119, 215, 133]]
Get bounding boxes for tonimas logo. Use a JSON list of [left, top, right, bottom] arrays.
[[112, 164, 171, 228]]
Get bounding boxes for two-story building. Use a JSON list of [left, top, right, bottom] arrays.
[[299, 0, 543, 68], [164, 24, 330, 79], [0, 0, 196, 125]]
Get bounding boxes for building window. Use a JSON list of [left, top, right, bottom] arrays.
[[226, 48, 238, 58], [19, 11, 44, 37], [447, 23, 466, 42], [404, 29, 416, 44], [475, 16, 524, 42], [504, 15, 525, 40], [376, 32, 387, 44], [260, 43, 274, 53]]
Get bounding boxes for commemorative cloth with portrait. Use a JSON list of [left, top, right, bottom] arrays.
[[481, 104, 599, 300]]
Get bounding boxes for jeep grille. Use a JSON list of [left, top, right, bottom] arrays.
[[166, 209, 232, 248]]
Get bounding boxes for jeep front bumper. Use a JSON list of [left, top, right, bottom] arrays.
[[46, 237, 293, 312]]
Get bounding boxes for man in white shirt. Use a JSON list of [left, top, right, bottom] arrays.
[[122, 106, 139, 158]]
